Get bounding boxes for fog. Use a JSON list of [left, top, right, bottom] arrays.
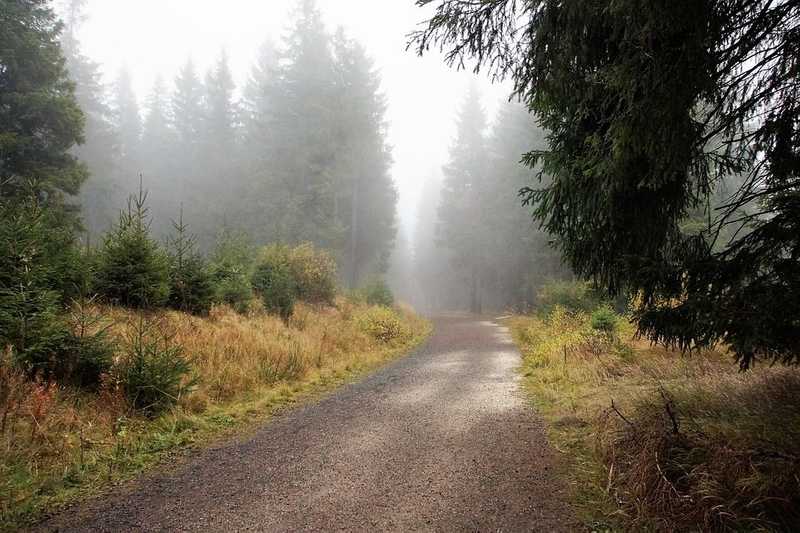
[[60, 0, 568, 312], [71, 0, 508, 234]]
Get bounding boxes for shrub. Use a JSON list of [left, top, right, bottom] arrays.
[[590, 306, 618, 334], [95, 187, 170, 309], [0, 196, 78, 379], [355, 306, 411, 345], [210, 228, 254, 313], [359, 277, 394, 307], [114, 315, 192, 416], [168, 255, 215, 315], [167, 213, 215, 315], [286, 243, 337, 305], [252, 259, 296, 320], [537, 280, 606, 314], [57, 296, 115, 388]]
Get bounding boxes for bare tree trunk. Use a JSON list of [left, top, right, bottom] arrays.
[[349, 174, 359, 289]]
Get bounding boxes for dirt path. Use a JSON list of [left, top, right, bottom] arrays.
[[35, 315, 578, 532]]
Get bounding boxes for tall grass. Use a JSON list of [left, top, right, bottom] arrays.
[[509, 307, 800, 531], [0, 299, 428, 530]]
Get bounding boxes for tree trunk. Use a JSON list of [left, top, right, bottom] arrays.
[[349, 174, 359, 289]]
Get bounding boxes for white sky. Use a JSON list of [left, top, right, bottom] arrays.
[[73, 0, 511, 234]]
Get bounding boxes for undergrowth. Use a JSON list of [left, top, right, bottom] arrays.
[[0, 300, 429, 531], [509, 306, 800, 532]]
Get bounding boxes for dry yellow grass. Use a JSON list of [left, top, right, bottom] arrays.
[[1, 299, 429, 530], [509, 308, 800, 531]]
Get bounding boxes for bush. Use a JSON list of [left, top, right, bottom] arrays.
[[95, 188, 170, 309], [355, 306, 411, 345], [0, 196, 78, 379], [168, 255, 215, 316], [537, 280, 606, 314], [358, 277, 394, 307], [167, 214, 215, 315], [57, 296, 115, 388], [285, 243, 337, 305], [252, 259, 296, 320], [210, 228, 254, 313], [590, 306, 618, 334], [114, 315, 192, 416]]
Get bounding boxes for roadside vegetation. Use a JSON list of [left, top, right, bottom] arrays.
[[0, 3, 430, 528], [0, 185, 428, 531], [509, 281, 800, 531]]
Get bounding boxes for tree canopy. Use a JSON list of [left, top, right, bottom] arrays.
[[0, 0, 87, 209], [413, 0, 800, 367]]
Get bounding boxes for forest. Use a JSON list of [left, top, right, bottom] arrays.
[[2, 0, 800, 531]]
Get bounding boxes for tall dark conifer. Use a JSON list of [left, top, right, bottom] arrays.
[[0, 0, 87, 211], [266, 0, 339, 247]]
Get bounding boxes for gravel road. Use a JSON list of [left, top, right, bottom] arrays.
[[35, 314, 578, 532]]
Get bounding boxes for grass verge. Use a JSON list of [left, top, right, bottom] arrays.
[[1, 299, 431, 531], [508, 307, 800, 532]]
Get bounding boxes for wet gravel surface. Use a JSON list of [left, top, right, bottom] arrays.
[[35, 315, 579, 532]]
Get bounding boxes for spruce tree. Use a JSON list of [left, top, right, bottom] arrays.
[[266, 0, 340, 246], [240, 41, 280, 240], [0, 0, 88, 210], [437, 83, 491, 313], [331, 30, 397, 288], [192, 51, 239, 242], [111, 66, 142, 196], [167, 209, 215, 315], [141, 75, 177, 237], [95, 182, 170, 309], [484, 100, 567, 309], [171, 58, 204, 184]]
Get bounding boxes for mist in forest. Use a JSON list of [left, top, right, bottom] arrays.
[[58, 0, 567, 313]]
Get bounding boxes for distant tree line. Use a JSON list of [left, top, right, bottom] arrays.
[[62, 0, 397, 288], [414, 86, 569, 313]]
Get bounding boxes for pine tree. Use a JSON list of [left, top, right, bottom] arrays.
[[95, 182, 170, 309], [141, 75, 176, 237], [170, 57, 205, 221], [0, 196, 71, 373], [111, 67, 142, 196], [437, 83, 491, 313], [190, 51, 239, 243], [240, 41, 280, 239], [0, 0, 88, 211], [60, 0, 118, 235], [242, 39, 279, 138], [265, 0, 340, 247], [484, 100, 567, 309], [201, 51, 237, 159], [167, 208, 215, 315], [331, 29, 396, 287], [171, 58, 204, 168]]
